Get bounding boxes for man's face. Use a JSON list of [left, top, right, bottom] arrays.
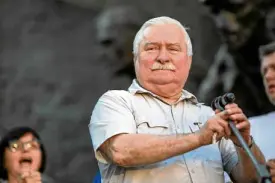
[[261, 52, 275, 105], [135, 23, 191, 90]]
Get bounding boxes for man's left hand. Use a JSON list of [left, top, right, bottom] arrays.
[[267, 159, 275, 183], [215, 103, 251, 146]]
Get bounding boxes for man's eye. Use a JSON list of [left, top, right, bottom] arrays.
[[169, 47, 179, 51], [146, 47, 158, 51]]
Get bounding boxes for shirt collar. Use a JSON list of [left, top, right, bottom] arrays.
[[128, 79, 198, 104]]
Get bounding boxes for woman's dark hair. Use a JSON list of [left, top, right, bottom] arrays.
[[0, 126, 47, 180]]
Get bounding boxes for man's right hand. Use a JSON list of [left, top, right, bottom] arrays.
[[267, 159, 275, 183]]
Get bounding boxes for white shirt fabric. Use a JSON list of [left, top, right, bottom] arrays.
[[249, 111, 275, 160], [89, 79, 239, 183]]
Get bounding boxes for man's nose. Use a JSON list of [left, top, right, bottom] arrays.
[[265, 68, 275, 81], [156, 48, 170, 63]]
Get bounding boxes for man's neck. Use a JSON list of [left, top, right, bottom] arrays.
[[136, 80, 184, 104], [157, 92, 182, 105]]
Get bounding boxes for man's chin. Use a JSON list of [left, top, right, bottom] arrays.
[[267, 93, 275, 105], [269, 97, 275, 106], [149, 79, 175, 85]]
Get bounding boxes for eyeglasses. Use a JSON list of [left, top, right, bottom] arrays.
[[8, 139, 40, 152]]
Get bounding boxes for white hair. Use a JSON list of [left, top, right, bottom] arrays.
[[132, 16, 193, 58]]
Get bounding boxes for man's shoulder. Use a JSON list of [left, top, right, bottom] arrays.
[[186, 102, 215, 123], [195, 102, 214, 114], [100, 90, 133, 100], [95, 90, 135, 108], [249, 111, 275, 123], [249, 114, 265, 123]]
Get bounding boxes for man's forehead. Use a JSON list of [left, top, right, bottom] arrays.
[[143, 41, 181, 45], [142, 28, 184, 47], [262, 52, 275, 68], [143, 24, 185, 39]]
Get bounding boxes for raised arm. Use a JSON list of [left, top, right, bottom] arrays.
[[99, 133, 200, 167]]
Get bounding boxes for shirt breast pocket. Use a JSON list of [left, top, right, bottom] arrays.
[[136, 116, 169, 135]]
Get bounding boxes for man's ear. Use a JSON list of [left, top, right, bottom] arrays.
[[133, 52, 139, 63], [187, 55, 192, 69]]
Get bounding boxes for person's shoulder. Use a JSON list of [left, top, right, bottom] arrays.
[[186, 102, 215, 121], [103, 90, 131, 96], [249, 114, 265, 122], [183, 90, 213, 113], [196, 102, 214, 114], [249, 111, 275, 124], [100, 90, 132, 100], [97, 90, 134, 106]]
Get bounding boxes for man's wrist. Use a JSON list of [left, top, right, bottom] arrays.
[[234, 136, 254, 149], [193, 131, 204, 147]]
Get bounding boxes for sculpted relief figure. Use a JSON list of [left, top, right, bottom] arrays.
[[199, 0, 275, 116], [96, 6, 150, 79]]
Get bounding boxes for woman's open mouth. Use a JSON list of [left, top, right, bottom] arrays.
[[19, 157, 33, 167]]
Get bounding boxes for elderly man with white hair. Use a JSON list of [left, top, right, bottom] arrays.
[[89, 16, 266, 183]]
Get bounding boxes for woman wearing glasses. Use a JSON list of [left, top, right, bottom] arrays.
[[0, 126, 50, 183]]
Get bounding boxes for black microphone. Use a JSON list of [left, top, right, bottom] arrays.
[[211, 93, 235, 111], [211, 93, 272, 183]]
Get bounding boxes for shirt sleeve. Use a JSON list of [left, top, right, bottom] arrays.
[[88, 90, 136, 163], [219, 138, 239, 174]]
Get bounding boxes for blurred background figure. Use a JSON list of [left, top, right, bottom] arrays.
[[0, 126, 54, 183], [198, 0, 275, 116], [95, 6, 150, 79]]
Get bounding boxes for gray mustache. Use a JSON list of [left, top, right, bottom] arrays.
[[151, 63, 176, 71]]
